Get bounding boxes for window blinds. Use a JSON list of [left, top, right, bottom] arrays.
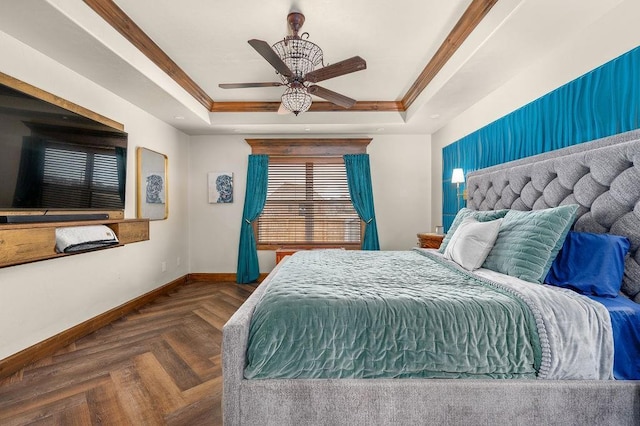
[[258, 159, 361, 245]]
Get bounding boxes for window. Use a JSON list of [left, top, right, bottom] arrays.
[[247, 138, 372, 249], [258, 158, 361, 248]]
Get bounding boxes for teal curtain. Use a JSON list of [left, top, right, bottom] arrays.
[[344, 154, 380, 250], [236, 154, 269, 283], [442, 45, 640, 231]]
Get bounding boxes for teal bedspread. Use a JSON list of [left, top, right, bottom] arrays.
[[245, 250, 542, 379]]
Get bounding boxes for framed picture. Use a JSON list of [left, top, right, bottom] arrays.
[[145, 172, 165, 204], [208, 172, 233, 203], [137, 147, 168, 220]]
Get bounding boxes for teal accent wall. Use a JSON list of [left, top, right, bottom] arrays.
[[442, 45, 640, 230]]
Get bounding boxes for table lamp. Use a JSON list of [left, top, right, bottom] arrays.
[[451, 168, 465, 211]]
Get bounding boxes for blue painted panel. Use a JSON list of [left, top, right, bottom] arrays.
[[442, 45, 640, 230]]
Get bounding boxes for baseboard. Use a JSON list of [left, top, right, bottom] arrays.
[[187, 272, 268, 283], [188, 273, 237, 282], [0, 274, 188, 379]]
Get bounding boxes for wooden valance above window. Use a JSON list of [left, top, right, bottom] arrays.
[[245, 138, 371, 156]]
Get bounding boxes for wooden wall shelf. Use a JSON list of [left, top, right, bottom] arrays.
[[0, 218, 149, 268]]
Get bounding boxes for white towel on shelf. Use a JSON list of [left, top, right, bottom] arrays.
[[55, 225, 119, 253]]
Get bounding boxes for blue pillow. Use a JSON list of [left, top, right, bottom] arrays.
[[545, 231, 630, 297]]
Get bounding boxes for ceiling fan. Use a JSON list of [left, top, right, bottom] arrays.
[[219, 12, 366, 115]]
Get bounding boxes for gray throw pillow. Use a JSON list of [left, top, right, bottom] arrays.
[[482, 204, 579, 283], [439, 208, 509, 254]]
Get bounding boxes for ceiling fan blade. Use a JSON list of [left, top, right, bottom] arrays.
[[248, 39, 293, 78], [304, 56, 366, 83], [308, 85, 356, 109], [219, 82, 283, 89]]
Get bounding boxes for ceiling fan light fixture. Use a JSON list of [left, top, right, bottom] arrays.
[[272, 37, 324, 82], [219, 12, 365, 117], [281, 86, 312, 115]]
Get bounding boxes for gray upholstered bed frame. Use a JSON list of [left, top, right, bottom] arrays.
[[466, 129, 640, 303], [223, 130, 640, 425]]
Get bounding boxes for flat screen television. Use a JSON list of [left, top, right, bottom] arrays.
[[0, 83, 127, 216]]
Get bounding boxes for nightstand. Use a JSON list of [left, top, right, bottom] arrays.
[[417, 233, 444, 249], [275, 248, 302, 264]]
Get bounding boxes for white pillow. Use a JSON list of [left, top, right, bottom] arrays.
[[444, 216, 502, 271]]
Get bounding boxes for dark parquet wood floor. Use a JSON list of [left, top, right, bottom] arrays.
[[0, 280, 257, 425]]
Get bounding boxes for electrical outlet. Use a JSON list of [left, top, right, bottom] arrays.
[[161, 261, 167, 272], [176, 257, 181, 266]]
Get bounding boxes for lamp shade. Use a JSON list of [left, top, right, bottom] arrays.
[[451, 168, 465, 184]]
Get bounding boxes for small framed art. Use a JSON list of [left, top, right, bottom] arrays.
[[137, 147, 168, 220], [208, 172, 233, 203]]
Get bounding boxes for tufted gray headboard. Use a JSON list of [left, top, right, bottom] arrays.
[[466, 129, 640, 303]]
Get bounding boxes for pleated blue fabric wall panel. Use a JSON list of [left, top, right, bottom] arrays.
[[442, 45, 640, 230]]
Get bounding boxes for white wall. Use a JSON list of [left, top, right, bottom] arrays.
[[430, 0, 640, 225], [188, 134, 431, 274], [0, 31, 190, 359], [188, 135, 252, 273], [368, 135, 432, 249]]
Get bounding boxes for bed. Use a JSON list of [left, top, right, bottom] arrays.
[[223, 130, 640, 425]]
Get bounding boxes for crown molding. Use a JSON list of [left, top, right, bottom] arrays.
[[210, 101, 404, 113], [83, 0, 214, 110], [84, 0, 498, 114], [401, 0, 499, 109]]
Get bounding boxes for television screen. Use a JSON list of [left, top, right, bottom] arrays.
[[0, 83, 127, 211]]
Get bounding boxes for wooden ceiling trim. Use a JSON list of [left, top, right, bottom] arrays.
[[310, 101, 404, 112], [210, 101, 403, 113], [211, 102, 280, 113], [83, 0, 213, 110], [84, 0, 498, 115], [401, 0, 499, 110], [0, 71, 124, 131]]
